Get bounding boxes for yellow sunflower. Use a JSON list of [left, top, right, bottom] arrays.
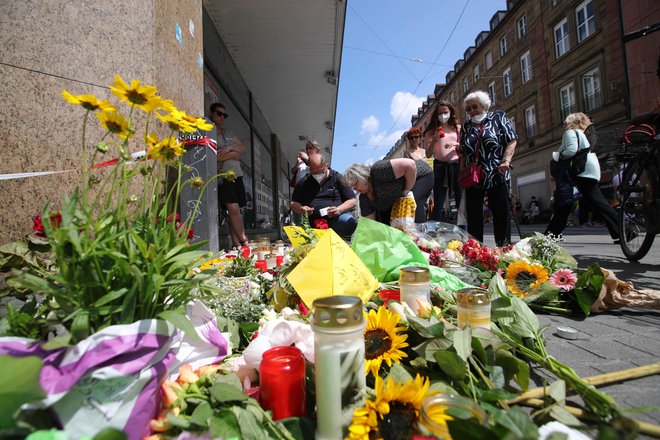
[[155, 111, 197, 133], [364, 306, 408, 377], [96, 111, 133, 140], [110, 75, 160, 112], [347, 375, 448, 440], [505, 260, 549, 298], [148, 136, 185, 163], [62, 90, 116, 112], [171, 108, 214, 132]]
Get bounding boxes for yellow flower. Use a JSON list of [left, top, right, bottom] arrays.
[[110, 75, 160, 112], [505, 260, 549, 298], [155, 111, 197, 133], [364, 306, 408, 377], [171, 108, 214, 132], [96, 111, 133, 140], [62, 90, 116, 112], [347, 375, 443, 440], [224, 169, 237, 182], [148, 135, 185, 163], [447, 240, 462, 251]]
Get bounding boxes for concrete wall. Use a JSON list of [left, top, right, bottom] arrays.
[[0, 0, 204, 243]]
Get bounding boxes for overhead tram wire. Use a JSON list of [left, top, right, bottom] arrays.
[[347, 4, 420, 82], [373, 0, 471, 160], [343, 45, 455, 69]]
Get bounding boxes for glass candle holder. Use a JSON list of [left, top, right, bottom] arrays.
[[399, 266, 430, 314], [311, 296, 366, 440], [456, 287, 491, 330], [259, 346, 306, 420]]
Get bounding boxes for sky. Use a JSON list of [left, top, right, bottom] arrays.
[[332, 0, 508, 172]]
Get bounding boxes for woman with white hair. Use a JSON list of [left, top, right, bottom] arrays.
[[343, 158, 417, 225], [460, 90, 517, 246]]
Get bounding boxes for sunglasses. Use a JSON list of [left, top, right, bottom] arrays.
[[214, 111, 229, 118], [408, 136, 421, 140]]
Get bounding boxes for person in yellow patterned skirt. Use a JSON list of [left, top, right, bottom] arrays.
[[343, 158, 419, 229]]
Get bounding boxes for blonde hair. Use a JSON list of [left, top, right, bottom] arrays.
[[343, 163, 371, 187], [564, 112, 591, 131]]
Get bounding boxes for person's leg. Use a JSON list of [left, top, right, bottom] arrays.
[[465, 186, 485, 242], [450, 162, 462, 217], [576, 177, 620, 239], [226, 202, 247, 246], [431, 162, 448, 221], [328, 213, 358, 237], [412, 172, 434, 223], [545, 201, 573, 235], [487, 183, 511, 246]]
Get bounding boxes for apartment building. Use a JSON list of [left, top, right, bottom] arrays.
[[405, 0, 633, 210]]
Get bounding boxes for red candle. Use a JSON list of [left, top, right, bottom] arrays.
[[255, 259, 267, 273], [241, 245, 250, 258], [259, 346, 306, 420]]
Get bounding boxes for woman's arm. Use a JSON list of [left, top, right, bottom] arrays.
[[498, 139, 517, 174], [559, 130, 579, 159], [390, 158, 417, 195]]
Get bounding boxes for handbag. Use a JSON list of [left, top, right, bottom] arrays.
[[568, 130, 589, 178], [458, 124, 485, 189]]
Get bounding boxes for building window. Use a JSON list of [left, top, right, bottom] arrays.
[[463, 77, 469, 93], [583, 67, 602, 111], [488, 81, 497, 106], [524, 105, 537, 138], [509, 116, 517, 134], [576, 0, 596, 43], [500, 34, 508, 56], [485, 50, 493, 70], [473, 65, 480, 83], [503, 67, 512, 96], [520, 51, 532, 84], [450, 90, 456, 104], [554, 18, 570, 58], [517, 15, 527, 38], [559, 83, 576, 121]]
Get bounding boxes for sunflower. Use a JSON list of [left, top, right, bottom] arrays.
[[148, 135, 185, 163], [505, 260, 549, 298], [110, 75, 160, 112], [155, 111, 197, 133], [171, 108, 214, 132], [364, 306, 408, 377], [62, 90, 116, 112], [347, 375, 450, 440], [96, 111, 133, 140]]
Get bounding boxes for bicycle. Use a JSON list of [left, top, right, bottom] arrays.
[[615, 123, 660, 261]]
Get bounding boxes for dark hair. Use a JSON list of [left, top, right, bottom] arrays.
[[426, 100, 460, 135], [210, 102, 226, 114]]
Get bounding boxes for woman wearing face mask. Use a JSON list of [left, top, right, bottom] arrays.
[[460, 90, 517, 246], [403, 127, 434, 222], [424, 100, 461, 222]]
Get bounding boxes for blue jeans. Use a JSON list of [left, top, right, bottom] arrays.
[[328, 213, 358, 237]]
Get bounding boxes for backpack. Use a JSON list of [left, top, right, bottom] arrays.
[[568, 130, 589, 178]]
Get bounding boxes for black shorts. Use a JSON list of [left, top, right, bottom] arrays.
[[219, 176, 247, 208]]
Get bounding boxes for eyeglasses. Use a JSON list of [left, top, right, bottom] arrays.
[[408, 136, 421, 140], [465, 104, 481, 111], [214, 111, 229, 118]]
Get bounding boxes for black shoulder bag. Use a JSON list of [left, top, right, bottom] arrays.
[[568, 130, 589, 178]]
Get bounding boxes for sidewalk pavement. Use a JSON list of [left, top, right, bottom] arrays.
[[484, 222, 660, 432]]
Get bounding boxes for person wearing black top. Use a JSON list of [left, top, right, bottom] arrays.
[[291, 154, 357, 237]]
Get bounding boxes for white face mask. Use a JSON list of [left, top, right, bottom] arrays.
[[438, 112, 450, 123], [312, 172, 326, 183], [471, 113, 487, 124]]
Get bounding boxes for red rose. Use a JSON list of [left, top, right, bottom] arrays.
[[314, 218, 329, 230], [166, 213, 181, 224], [32, 215, 45, 237], [436, 128, 445, 138]]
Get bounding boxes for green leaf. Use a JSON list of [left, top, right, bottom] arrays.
[[548, 379, 566, 403], [491, 406, 539, 439], [471, 336, 487, 365], [506, 296, 540, 339], [387, 362, 413, 384], [166, 413, 190, 428], [209, 409, 241, 439], [478, 387, 518, 402], [92, 428, 128, 440], [549, 405, 582, 427], [158, 309, 203, 344], [190, 401, 214, 427], [452, 327, 472, 362], [231, 406, 264, 440], [448, 418, 497, 440], [415, 338, 452, 362], [210, 382, 249, 403], [0, 355, 46, 428], [93, 289, 128, 307], [433, 350, 468, 380], [70, 312, 90, 342]]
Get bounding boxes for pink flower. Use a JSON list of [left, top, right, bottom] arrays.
[[549, 269, 577, 291]]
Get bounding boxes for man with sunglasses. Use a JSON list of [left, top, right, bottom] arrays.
[[210, 102, 248, 248]]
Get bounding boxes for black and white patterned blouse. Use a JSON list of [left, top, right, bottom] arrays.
[[459, 110, 517, 189]]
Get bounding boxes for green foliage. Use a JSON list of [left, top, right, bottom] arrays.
[[223, 255, 258, 278], [0, 355, 45, 429]]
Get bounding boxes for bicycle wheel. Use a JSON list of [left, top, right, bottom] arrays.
[[618, 158, 657, 260]]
